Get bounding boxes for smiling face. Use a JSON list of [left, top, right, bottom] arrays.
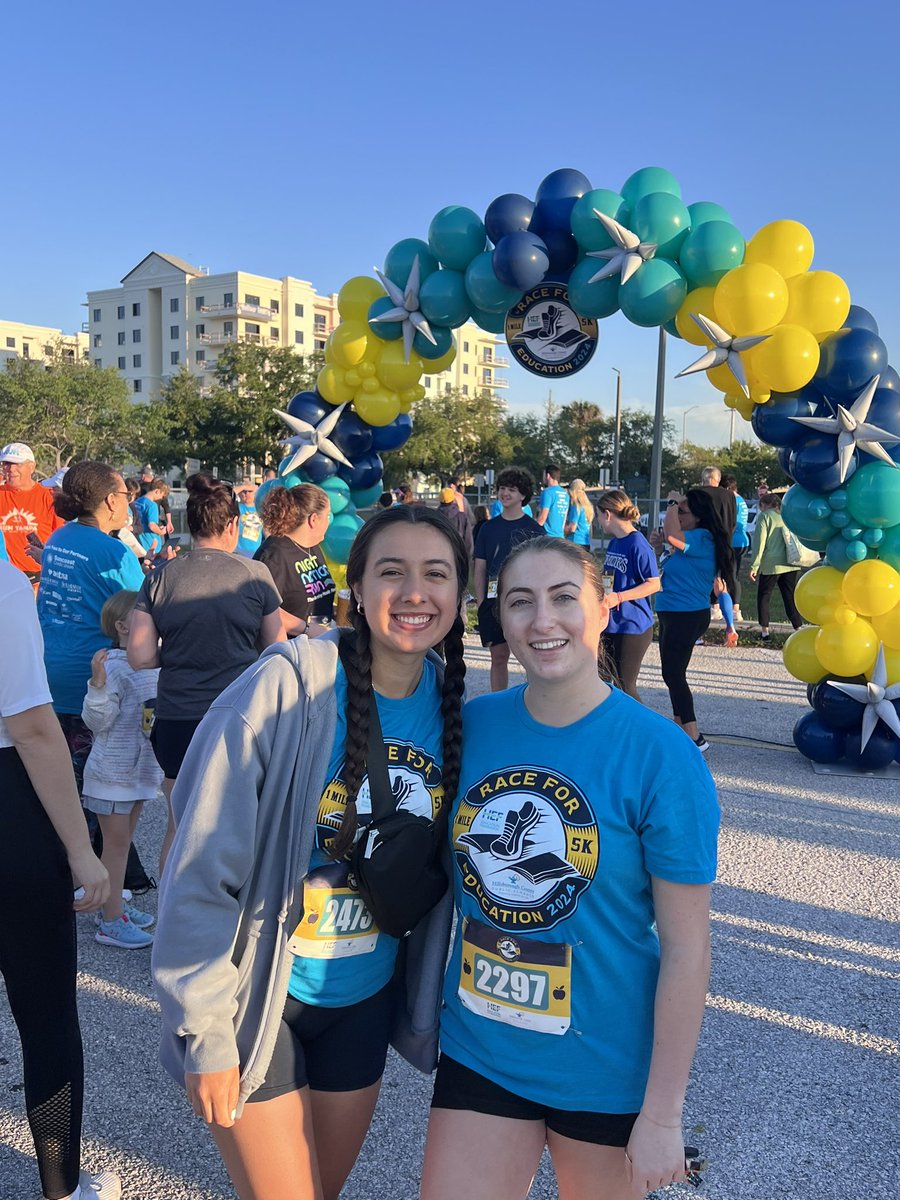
[[499, 549, 608, 685], [353, 523, 460, 660], [1, 458, 35, 489]]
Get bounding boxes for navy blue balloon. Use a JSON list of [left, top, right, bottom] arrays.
[[533, 227, 579, 275], [792, 712, 846, 762], [777, 445, 794, 476], [493, 231, 550, 291], [789, 433, 857, 493], [842, 305, 879, 335], [533, 168, 592, 232], [286, 390, 330, 426], [810, 681, 864, 730], [484, 193, 534, 245], [751, 386, 820, 448], [879, 365, 900, 391], [844, 728, 898, 770], [337, 451, 383, 492], [331, 410, 374, 460], [302, 452, 338, 483], [862, 386, 900, 438], [369, 413, 413, 453], [815, 327, 889, 400]]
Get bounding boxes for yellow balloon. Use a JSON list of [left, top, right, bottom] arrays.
[[782, 627, 824, 683], [326, 321, 370, 369], [841, 559, 900, 616], [872, 645, 900, 685], [743, 323, 820, 394], [398, 394, 414, 413], [354, 387, 401, 427], [784, 271, 852, 341], [714, 264, 789, 336], [744, 220, 814, 278], [375, 341, 424, 392], [317, 365, 355, 405], [357, 361, 377, 378], [872, 600, 900, 651], [735, 395, 756, 421], [794, 565, 844, 625], [419, 341, 456, 375], [324, 556, 348, 592], [344, 369, 361, 388], [337, 276, 385, 323], [674, 286, 719, 346], [832, 604, 857, 626], [815, 619, 879, 676], [361, 376, 379, 393]]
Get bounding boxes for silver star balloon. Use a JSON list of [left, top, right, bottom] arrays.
[[788, 374, 900, 483], [274, 403, 354, 474], [369, 255, 437, 363], [675, 313, 770, 399], [585, 210, 657, 286], [828, 645, 900, 750]]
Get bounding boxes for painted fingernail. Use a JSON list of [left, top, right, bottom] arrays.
[[230, 1109, 237, 1121]]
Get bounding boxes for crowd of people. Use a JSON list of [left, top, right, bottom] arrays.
[[1, 435, 789, 1200]]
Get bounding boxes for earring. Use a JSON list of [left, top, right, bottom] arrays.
[[355, 598, 364, 613]]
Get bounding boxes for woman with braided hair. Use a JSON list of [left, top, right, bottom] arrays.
[[152, 505, 468, 1200]]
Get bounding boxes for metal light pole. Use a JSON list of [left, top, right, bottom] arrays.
[[648, 329, 668, 534], [611, 367, 622, 487], [681, 405, 699, 459]]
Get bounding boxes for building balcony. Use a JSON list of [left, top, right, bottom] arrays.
[[197, 332, 236, 346], [200, 302, 275, 321], [483, 377, 508, 389], [478, 354, 509, 367]]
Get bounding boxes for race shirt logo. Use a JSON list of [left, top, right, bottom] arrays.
[[506, 283, 598, 378], [453, 766, 599, 930]]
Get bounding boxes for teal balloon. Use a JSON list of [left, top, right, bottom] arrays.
[[418, 268, 470, 328], [619, 258, 687, 328], [320, 475, 351, 514], [323, 511, 364, 565], [678, 221, 745, 288], [828, 488, 849, 511], [840, 524, 864, 540], [567, 257, 620, 319], [254, 477, 284, 512], [632, 192, 691, 260], [829, 510, 850, 528], [470, 306, 507, 333], [663, 317, 682, 339], [570, 189, 627, 251], [862, 527, 883, 547], [687, 201, 733, 227], [383, 238, 439, 289], [825, 534, 864, 569], [427, 206, 486, 271], [367, 296, 403, 340], [465, 251, 522, 314], [809, 498, 831, 519], [846, 462, 900, 528], [878, 522, 900, 570], [350, 481, 384, 509], [621, 167, 681, 208], [414, 325, 454, 359], [781, 484, 838, 543]]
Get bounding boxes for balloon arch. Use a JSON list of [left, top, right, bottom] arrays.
[[256, 166, 900, 769]]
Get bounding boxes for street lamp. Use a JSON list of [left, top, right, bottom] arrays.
[[681, 405, 699, 459], [611, 367, 622, 486]]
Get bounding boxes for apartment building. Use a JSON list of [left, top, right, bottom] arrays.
[[421, 322, 509, 402], [0, 319, 89, 367]]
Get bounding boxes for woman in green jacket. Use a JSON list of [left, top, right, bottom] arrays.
[[748, 493, 803, 639]]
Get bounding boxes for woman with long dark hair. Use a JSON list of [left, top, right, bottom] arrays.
[[152, 506, 468, 1200], [651, 488, 735, 752]]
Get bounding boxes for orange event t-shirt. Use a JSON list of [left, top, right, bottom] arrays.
[[0, 484, 63, 574]]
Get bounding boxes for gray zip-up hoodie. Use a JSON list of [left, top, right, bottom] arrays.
[[151, 632, 452, 1114]]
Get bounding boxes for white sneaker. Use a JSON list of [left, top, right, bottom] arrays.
[[710, 604, 722, 621], [78, 1169, 122, 1199], [733, 605, 743, 622]]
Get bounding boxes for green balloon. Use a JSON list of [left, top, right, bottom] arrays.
[[570, 189, 627, 251], [621, 167, 682, 208], [320, 475, 351, 514], [428, 206, 486, 272], [877, 521, 900, 570], [418, 268, 470, 328], [567, 257, 619, 319], [619, 258, 687, 328], [678, 221, 745, 289], [846, 462, 900, 528]]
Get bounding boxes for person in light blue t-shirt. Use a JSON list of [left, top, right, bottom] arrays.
[[235, 483, 264, 557], [421, 536, 718, 1200], [536, 463, 569, 538], [564, 478, 593, 547], [134, 483, 165, 556]]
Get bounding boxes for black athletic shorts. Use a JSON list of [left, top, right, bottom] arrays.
[[246, 980, 396, 1103], [431, 1055, 639, 1147], [150, 717, 203, 779], [477, 598, 505, 648]]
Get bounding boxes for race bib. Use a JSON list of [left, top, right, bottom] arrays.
[[288, 863, 379, 959], [458, 917, 571, 1035], [487, 579, 498, 600]]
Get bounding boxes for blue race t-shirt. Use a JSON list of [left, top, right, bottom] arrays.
[[490, 499, 503, 518], [236, 502, 263, 557], [732, 494, 750, 549], [134, 496, 161, 553], [654, 528, 716, 613], [603, 532, 659, 635], [565, 503, 591, 547], [288, 657, 445, 1007], [539, 485, 569, 538], [38, 522, 146, 714], [440, 685, 718, 1113]]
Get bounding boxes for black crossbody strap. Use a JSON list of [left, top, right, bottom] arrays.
[[337, 632, 395, 822]]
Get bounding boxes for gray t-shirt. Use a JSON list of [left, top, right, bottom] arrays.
[[135, 549, 281, 719]]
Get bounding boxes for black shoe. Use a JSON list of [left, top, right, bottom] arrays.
[[694, 734, 710, 753]]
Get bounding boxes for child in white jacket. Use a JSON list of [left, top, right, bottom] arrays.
[[82, 590, 162, 949]]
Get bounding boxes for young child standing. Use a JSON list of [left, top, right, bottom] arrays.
[[82, 590, 162, 949]]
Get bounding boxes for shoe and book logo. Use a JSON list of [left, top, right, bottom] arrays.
[[453, 766, 599, 930], [506, 283, 598, 379]]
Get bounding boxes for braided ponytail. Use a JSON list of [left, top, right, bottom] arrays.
[[329, 611, 372, 858], [437, 614, 467, 821]]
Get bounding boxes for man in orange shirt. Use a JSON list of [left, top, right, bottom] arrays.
[[0, 443, 64, 582]]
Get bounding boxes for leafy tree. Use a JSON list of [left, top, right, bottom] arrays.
[[0, 350, 132, 474], [503, 412, 551, 483], [385, 388, 511, 485], [553, 401, 605, 478]]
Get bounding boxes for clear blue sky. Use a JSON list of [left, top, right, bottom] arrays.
[[4, 0, 898, 448]]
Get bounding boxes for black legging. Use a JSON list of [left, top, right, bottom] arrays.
[[603, 628, 654, 701], [730, 547, 746, 606], [0, 747, 83, 1200], [757, 570, 802, 629], [657, 610, 711, 725]]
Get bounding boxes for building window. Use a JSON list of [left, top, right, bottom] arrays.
[[270, 329, 279, 340], [133, 379, 142, 393], [245, 322, 260, 336], [483, 349, 493, 362], [463, 341, 469, 352], [423, 376, 431, 386], [294, 303, 304, 318], [314, 314, 326, 330], [132, 329, 141, 343], [444, 382, 452, 393], [223, 293, 234, 306], [196, 350, 206, 363], [92, 308, 101, 322], [5, 337, 15, 348], [195, 324, 205, 336], [93, 333, 101, 347], [245, 294, 260, 306], [482, 369, 492, 383], [94, 357, 102, 367], [132, 302, 141, 317], [170, 298, 179, 313], [294, 331, 304, 344], [315, 339, 326, 352], [270, 299, 279, 313], [117, 305, 125, 319], [170, 351, 180, 365], [118, 356, 126, 369], [195, 296, 205, 311], [117, 331, 126, 345], [133, 354, 142, 368], [170, 325, 179, 339], [22, 343, 30, 358], [223, 321, 234, 336], [463, 363, 469, 374], [462, 385, 469, 395]]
